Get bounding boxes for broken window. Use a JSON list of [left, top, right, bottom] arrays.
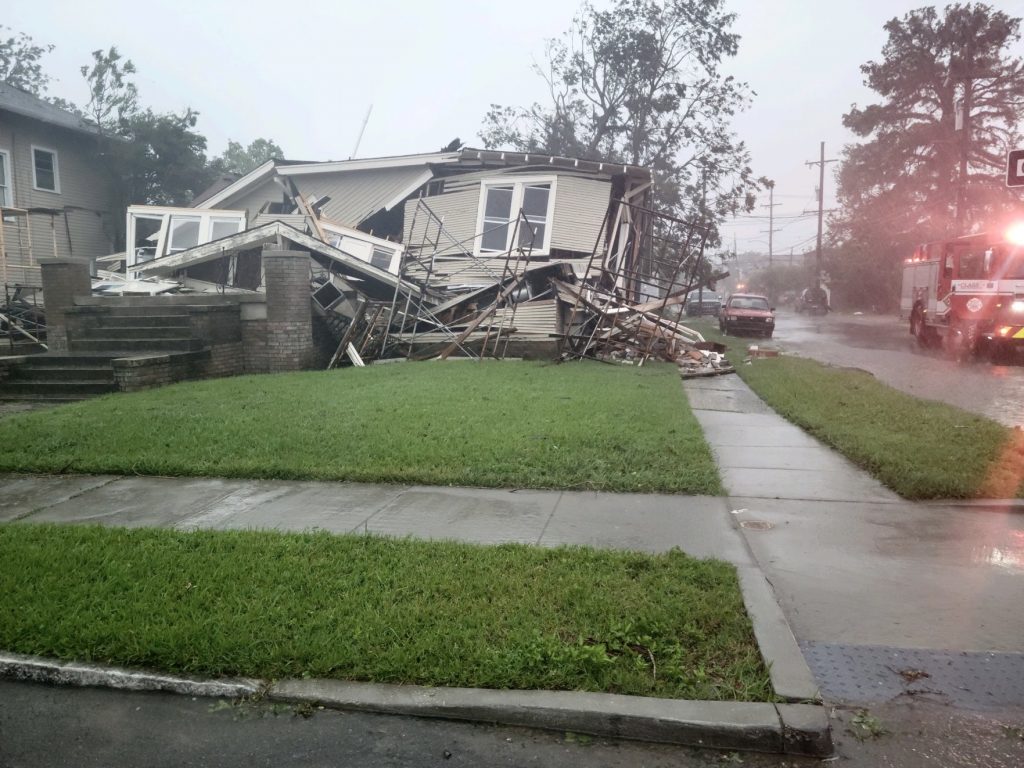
[[478, 178, 555, 255], [31, 146, 59, 193], [131, 215, 163, 264]]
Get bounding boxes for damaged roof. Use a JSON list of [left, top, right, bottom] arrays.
[[0, 82, 103, 136], [134, 219, 433, 302], [196, 147, 651, 210]]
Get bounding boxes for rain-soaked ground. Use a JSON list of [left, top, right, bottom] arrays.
[[771, 309, 1024, 428]]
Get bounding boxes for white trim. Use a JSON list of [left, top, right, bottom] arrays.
[[125, 205, 247, 277], [0, 148, 13, 207], [381, 168, 435, 212], [197, 160, 277, 208], [277, 151, 462, 177], [30, 145, 60, 194], [474, 175, 557, 257]]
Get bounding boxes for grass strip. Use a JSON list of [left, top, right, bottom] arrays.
[[691, 320, 1022, 499], [0, 524, 773, 701], [0, 360, 720, 495]]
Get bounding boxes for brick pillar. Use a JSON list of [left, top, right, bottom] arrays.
[[262, 248, 314, 371], [40, 257, 91, 353]]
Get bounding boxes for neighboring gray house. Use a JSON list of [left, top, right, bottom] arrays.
[[0, 82, 117, 286]]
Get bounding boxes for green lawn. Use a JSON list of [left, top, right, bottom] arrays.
[[690, 319, 1023, 499], [0, 361, 721, 494], [0, 524, 772, 701]]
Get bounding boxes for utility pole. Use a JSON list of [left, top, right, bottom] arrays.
[[760, 180, 781, 268], [954, 44, 973, 236], [805, 142, 837, 292]]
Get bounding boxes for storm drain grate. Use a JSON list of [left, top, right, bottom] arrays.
[[799, 641, 1024, 710]]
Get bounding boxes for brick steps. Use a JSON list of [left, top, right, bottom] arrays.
[[73, 338, 204, 353], [85, 326, 191, 340]]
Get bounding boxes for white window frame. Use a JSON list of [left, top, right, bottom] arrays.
[[320, 220, 404, 275], [475, 176, 557, 256], [125, 205, 247, 277], [30, 145, 60, 194], [0, 148, 13, 208]]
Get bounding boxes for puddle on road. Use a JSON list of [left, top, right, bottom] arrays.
[[970, 531, 1024, 572]]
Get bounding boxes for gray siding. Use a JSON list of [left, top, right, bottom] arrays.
[[0, 111, 117, 284], [404, 172, 611, 259], [226, 178, 288, 224], [404, 181, 481, 254], [550, 176, 610, 254], [296, 166, 429, 228]]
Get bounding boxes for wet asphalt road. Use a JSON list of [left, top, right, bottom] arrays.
[[770, 309, 1024, 428], [3, 680, 1023, 768]]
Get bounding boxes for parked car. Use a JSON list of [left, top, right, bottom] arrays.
[[719, 293, 775, 337], [684, 290, 722, 316]]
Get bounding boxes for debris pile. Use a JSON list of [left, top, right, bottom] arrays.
[[85, 163, 734, 376]]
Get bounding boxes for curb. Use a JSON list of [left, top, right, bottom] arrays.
[[0, 652, 832, 757], [0, 653, 261, 700], [736, 565, 821, 703], [268, 678, 832, 756]]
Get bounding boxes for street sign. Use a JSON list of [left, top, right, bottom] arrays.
[[1008, 149, 1024, 187]]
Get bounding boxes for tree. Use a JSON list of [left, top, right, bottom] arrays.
[[832, 3, 1024, 308], [479, 0, 757, 246], [64, 48, 215, 244], [0, 26, 53, 95], [212, 138, 284, 176], [80, 47, 138, 131]]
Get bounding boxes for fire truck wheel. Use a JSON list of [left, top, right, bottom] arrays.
[[910, 307, 932, 348], [945, 319, 979, 363]]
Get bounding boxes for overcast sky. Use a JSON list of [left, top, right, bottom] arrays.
[[10, 0, 1024, 255]]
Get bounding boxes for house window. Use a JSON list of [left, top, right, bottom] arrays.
[[370, 246, 394, 271], [477, 178, 555, 255], [31, 146, 60, 193], [168, 216, 202, 253], [0, 150, 12, 207], [210, 217, 242, 241]]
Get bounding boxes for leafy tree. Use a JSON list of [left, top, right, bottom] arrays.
[[832, 3, 1024, 308], [0, 26, 53, 95], [80, 47, 138, 131], [213, 138, 284, 176], [479, 0, 757, 247]]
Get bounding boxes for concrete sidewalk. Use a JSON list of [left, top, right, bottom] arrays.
[[683, 372, 1024, 711], [0, 473, 750, 564]]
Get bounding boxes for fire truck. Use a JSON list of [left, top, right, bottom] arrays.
[[900, 223, 1024, 360]]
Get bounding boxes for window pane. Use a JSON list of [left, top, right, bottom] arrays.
[[521, 184, 550, 217], [0, 155, 8, 207], [169, 217, 201, 251], [518, 220, 546, 249], [133, 216, 162, 263], [484, 186, 513, 218], [34, 150, 56, 191], [210, 219, 241, 241], [370, 246, 393, 271], [481, 221, 509, 251]]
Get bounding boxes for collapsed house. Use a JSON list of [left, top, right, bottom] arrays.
[[127, 147, 729, 372], [0, 147, 731, 401]]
